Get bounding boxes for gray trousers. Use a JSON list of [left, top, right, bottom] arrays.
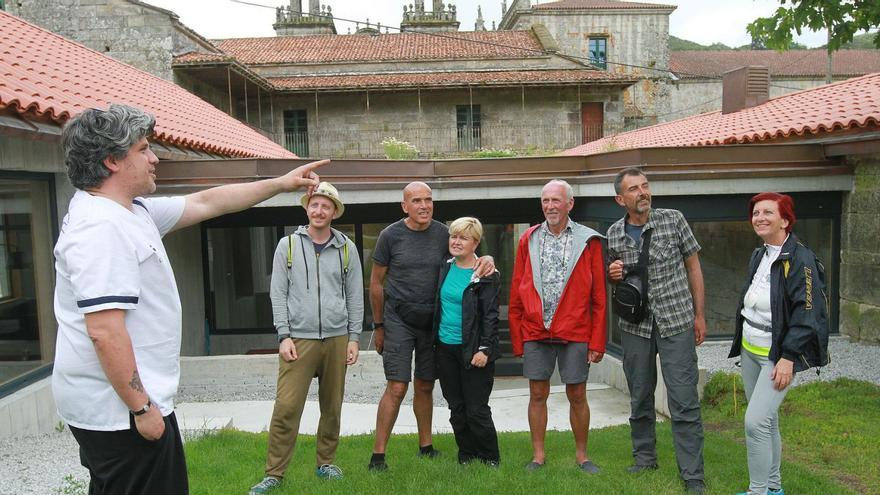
[[621, 325, 704, 481], [741, 349, 789, 495]]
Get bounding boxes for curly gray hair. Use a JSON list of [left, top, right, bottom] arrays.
[[61, 105, 156, 189]]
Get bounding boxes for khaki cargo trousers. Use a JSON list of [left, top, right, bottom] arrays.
[[265, 335, 348, 477]]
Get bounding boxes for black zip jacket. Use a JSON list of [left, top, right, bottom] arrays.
[[432, 257, 502, 368], [729, 233, 830, 373]]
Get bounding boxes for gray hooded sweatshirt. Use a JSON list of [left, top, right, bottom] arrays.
[[269, 226, 364, 342]]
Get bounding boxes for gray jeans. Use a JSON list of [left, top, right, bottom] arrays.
[[620, 324, 704, 481], [741, 349, 790, 495]]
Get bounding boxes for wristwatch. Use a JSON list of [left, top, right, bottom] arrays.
[[371, 322, 384, 331], [131, 399, 152, 416]]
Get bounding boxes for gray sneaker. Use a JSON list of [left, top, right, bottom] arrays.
[[685, 479, 706, 495], [579, 460, 601, 474], [316, 464, 344, 480], [248, 476, 281, 495]]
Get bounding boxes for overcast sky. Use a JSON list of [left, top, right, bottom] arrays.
[[146, 0, 834, 47]]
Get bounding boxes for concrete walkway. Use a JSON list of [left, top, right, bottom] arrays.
[[176, 379, 633, 435]]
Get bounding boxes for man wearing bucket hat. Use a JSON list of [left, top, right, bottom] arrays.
[[250, 182, 364, 494]]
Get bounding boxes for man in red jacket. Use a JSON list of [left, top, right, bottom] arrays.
[[509, 179, 607, 473]]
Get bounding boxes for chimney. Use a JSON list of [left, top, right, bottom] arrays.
[[722, 66, 769, 114]]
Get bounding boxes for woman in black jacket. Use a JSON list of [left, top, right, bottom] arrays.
[[432, 216, 501, 466], [729, 192, 829, 495]]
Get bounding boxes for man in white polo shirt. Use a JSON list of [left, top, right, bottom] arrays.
[[52, 104, 327, 495]]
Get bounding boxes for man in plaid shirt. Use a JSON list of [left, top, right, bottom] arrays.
[[607, 167, 707, 495]]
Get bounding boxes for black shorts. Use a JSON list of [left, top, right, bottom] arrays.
[[69, 412, 188, 495], [382, 307, 436, 383]]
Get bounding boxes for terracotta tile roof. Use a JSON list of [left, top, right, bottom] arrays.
[[270, 69, 636, 90], [0, 11, 294, 159], [213, 31, 546, 65], [534, 0, 676, 10], [561, 73, 880, 156], [173, 51, 233, 64], [671, 50, 880, 79]]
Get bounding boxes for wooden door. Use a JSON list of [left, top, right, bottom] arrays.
[[581, 102, 604, 144]]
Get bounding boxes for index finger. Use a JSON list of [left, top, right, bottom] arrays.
[[296, 159, 330, 174]]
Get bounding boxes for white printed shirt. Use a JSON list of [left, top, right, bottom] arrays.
[[52, 191, 185, 431]]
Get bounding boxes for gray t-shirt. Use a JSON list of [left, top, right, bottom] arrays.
[[625, 222, 645, 243], [372, 219, 449, 305]]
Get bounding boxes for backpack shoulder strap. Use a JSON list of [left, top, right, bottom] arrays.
[[286, 234, 294, 269]]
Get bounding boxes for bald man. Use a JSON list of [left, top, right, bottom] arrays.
[[368, 182, 493, 471]]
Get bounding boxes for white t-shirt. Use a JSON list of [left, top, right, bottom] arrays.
[[52, 190, 185, 431], [741, 240, 785, 350]]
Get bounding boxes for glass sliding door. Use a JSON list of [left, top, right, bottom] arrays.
[[0, 177, 55, 389]]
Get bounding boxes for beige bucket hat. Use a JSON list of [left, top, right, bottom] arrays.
[[301, 181, 344, 219]]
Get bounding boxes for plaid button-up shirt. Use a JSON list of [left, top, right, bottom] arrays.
[[607, 208, 701, 338]]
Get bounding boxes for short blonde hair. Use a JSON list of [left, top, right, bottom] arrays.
[[448, 216, 483, 244]]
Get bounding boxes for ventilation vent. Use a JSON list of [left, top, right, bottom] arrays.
[[722, 66, 769, 114]]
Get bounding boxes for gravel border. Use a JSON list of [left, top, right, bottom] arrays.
[[697, 336, 880, 386], [2, 336, 876, 494]]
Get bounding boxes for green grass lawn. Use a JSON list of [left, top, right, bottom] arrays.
[[186, 376, 880, 495]]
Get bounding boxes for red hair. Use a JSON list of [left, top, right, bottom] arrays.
[[749, 192, 796, 233]]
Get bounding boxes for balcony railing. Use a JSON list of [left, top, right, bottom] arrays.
[[277, 123, 618, 158]]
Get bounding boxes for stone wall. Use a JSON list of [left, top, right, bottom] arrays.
[[840, 154, 880, 344], [691, 220, 760, 335], [10, 0, 213, 81], [269, 85, 625, 157], [665, 77, 850, 122], [502, 9, 673, 122]]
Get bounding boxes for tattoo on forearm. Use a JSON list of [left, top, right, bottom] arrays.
[[129, 370, 145, 393]]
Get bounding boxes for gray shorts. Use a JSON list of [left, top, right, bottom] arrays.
[[522, 341, 590, 384], [381, 308, 436, 383]]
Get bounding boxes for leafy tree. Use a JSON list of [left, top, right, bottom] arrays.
[[748, 0, 880, 51]]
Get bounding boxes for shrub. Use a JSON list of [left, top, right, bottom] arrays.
[[381, 137, 419, 159]]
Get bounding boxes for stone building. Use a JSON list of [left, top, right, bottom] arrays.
[[175, 27, 636, 158], [7, 0, 679, 157], [499, 0, 676, 129], [10, 0, 879, 156], [174, 0, 678, 158]]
